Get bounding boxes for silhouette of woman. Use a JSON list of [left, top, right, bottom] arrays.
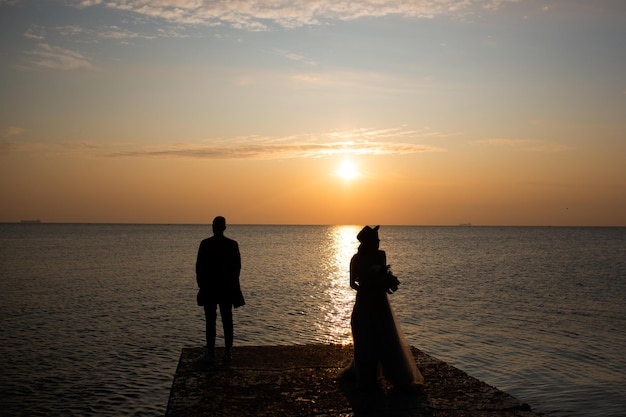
[[342, 225, 424, 390]]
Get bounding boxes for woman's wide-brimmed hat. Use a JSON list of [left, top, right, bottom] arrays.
[[357, 225, 380, 243]]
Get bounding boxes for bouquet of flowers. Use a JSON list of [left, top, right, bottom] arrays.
[[383, 265, 400, 294]]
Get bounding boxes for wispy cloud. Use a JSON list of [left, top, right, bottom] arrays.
[[106, 127, 446, 160], [473, 138, 532, 146], [0, 126, 25, 153], [275, 49, 318, 66], [0, 139, 100, 155], [2, 126, 25, 138], [24, 25, 47, 40], [24, 43, 95, 70], [290, 73, 325, 86], [69, 0, 521, 31], [2, 127, 446, 159], [97, 25, 151, 41], [24, 22, 176, 45], [106, 141, 438, 160], [473, 137, 572, 152]]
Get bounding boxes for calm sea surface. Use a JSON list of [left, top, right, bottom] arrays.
[[0, 224, 624, 416]]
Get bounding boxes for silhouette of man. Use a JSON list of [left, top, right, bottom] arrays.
[[196, 216, 244, 364]]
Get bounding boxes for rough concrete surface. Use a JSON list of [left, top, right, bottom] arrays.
[[165, 344, 544, 417]]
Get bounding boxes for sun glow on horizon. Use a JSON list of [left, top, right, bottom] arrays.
[[336, 159, 360, 180]]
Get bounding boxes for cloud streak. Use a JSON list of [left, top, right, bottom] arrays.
[[473, 138, 572, 152], [70, 0, 522, 31], [107, 140, 438, 160], [275, 49, 318, 66], [0, 139, 100, 155], [109, 127, 447, 159], [25, 43, 95, 70], [2, 126, 25, 138], [1, 127, 445, 159]]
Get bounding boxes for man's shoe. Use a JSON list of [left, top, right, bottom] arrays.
[[196, 352, 216, 365]]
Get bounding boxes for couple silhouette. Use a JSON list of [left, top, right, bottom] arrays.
[[195, 218, 423, 391]]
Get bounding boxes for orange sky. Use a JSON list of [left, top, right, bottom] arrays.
[[3, 141, 624, 225], [1, 1, 625, 226]]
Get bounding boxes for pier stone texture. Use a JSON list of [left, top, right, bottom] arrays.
[[165, 344, 544, 417]]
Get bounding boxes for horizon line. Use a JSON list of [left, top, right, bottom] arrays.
[[3, 221, 625, 228]]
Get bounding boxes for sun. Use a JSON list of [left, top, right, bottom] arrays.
[[336, 159, 359, 180]]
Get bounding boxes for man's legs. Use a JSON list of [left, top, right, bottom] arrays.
[[202, 303, 218, 361], [219, 303, 233, 360]]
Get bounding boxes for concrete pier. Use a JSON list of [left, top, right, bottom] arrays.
[[165, 344, 544, 417]]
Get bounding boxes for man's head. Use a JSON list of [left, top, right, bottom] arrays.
[[212, 216, 227, 235]]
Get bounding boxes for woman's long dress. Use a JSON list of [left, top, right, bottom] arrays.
[[343, 249, 424, 389]]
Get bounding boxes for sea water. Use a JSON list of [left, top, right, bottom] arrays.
[[0, 224, 624, 416]]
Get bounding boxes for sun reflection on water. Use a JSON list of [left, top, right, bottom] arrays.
[[316, 225, 360, 344]]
